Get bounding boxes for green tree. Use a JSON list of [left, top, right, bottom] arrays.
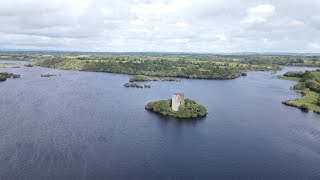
[[317, 95, 320, 106]]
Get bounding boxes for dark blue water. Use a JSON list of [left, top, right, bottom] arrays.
[[0, 62, 319, 179]]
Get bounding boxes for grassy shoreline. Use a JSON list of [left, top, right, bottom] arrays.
[[277, 75, 300, 82], [282, 90, 320, 113], [278, 72, 320, 113]]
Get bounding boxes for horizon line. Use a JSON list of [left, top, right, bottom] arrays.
[[0, 49, 320, 55]]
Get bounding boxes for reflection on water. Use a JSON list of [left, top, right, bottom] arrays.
[[149, 112, 206, 127]]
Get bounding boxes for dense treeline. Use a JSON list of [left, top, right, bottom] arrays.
[[283, 70, 320, 93], [3, 52, 320, 79], [145, 99, 207, 118], [36, 56, 280, 79], [239, 55, 320, 66], [1, 52, 320, 65], [2, 52, 320, 67]]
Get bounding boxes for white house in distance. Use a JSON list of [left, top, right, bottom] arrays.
[[172, 93, 185, 111]]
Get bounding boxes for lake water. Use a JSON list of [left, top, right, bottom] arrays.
[[0, 62, 319, 179]]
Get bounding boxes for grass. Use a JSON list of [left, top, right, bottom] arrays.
[[279, 74, 320, 113], [277, 75, 300, 81], [283, 90, 320, 113]]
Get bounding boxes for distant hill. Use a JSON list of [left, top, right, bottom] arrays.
[[0, 49, 320, 56]]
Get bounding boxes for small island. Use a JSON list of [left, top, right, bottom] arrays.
[[123, 82, 151, 88], [41, 73, 57, 77], [24, 63, 34, 67], [124, 75, 177, 89], [145, 93, 208, 118], [0, 72, 21, 81]]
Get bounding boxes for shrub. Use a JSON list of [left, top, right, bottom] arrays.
[[24, 63, 33, 67], [0, 74, 7, 81], [124, 82, 144, 88], [41, 74, 56, 77], [300, 104, 309, 112], [145, 99, 208, 118]]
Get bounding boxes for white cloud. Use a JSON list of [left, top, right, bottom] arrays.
[[242, 4, 276, 24], [175, 22, 188, 28], [247, 4, 275, 14], [100, 7, 113, 16], [215, 34, 227, 41], [174, 38, 189, 43], [311, 42, 320, 49], [287, 20, 305, 27], [0, 0, 318, 52]]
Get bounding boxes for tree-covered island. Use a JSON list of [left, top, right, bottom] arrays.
[[24, 63, 34, 67], [123, 75, 177, 89], [145, 98, 208, 118], [279, 69, 320, 113], [41, 73, 57, 77], [0, 72, 21, 81], [123, 82, 151, 88]]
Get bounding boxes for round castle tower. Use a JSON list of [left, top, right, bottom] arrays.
[[172, 93, 185, 111]]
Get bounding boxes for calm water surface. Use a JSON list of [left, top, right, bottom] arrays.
[[0, 62, 319, 179]]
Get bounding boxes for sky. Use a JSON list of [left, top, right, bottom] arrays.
[[0, 0, 319, 53]]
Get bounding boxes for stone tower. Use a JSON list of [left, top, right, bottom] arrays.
[[172, 93, 185, 111]]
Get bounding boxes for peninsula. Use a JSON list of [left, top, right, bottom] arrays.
[[279, 69, 320, 113], [34, 54, 283, 80]]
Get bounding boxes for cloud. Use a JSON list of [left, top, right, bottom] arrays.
[[311, 42, 320, 49], [242, 4, 276, 24], [0, 0, 319, 52], [215, 34, 227, 41]]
